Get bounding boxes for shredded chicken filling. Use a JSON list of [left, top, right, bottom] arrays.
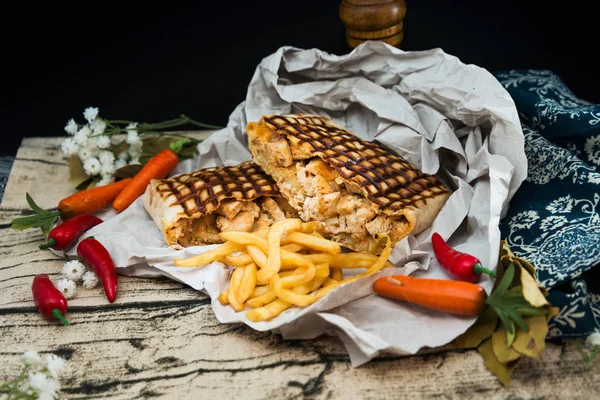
[[252, 133, 412, 252], [169, 197, 296, 246]]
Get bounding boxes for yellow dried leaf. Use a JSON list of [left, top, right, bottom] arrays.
[[519, 265, 549, 307], [478, 338, 520, 386], [511, 316, 548, 358], [492, 329, 522, 363], [546, 306, 560, 322], [67, 155, 92, 189], [455, 307, 499, 349]]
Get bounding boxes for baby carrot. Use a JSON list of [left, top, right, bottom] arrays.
[[58, 178, 132, 219], [112, 149, 179, 213], [373, 275, 487, 317]]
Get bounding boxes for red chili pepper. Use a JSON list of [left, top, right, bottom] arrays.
[[77, 237, 118, 303], [431, 232, 496, 283], [39, 214, 103, 251], [32, 274, 69, 326]]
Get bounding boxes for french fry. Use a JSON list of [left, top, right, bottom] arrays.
[[246, 245, 267, 269], [246, 274, 280, 308], [311, 231, 325, 239], [197, 218, 395, 322], [273, 261, 317, 306], [218, 290, 229, 305], [281, 243, 305, 253], [301, 221, 319, 232], [249, 285, 269, 299], [258, 219, 303, 282], [285, 232, 341, 255], [330, 267, 343, 281], [301, 253, 395, 269], [227, 266, 245, 312], [220, 232, 268, 253], [222, 252, 253, 267], [174, 241, 243, 267], [237, 263, 257, 303], [246, 267, 326, 322], [246, 299, 293, 322]]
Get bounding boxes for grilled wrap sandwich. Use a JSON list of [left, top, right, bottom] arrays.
[[246, 114, 450, 254], [143, 161, 298, 247]]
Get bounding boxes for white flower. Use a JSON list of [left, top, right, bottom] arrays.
[[83, 107, 99, 122], [128, 142, 142, 158], [96, 175, 114, 187], [20, 351, 43, 366], [130, 157, 141, 165], [98, 150, 115, 166], [82, 271, 99, 289], [126, 122, 138, 133], [91, 135, 111, 149], [509, 210, 539, 229], [74, 127, 90, 146], [45, 354, 67, 379], [588, 173, 600, 184], [55, 279, 76, 299], [27, 371, 51, 393], [114, 159, 127, 170], [539, 215, 568, 231], [90, 119, 106, 135], [546, 195, 574, 214], [126, 130, 141, 146], [584, 135, 600, 165], [118, 150, 129, 160], [64, 119, 78, 135], [78, 146, 97, 162], [83, 157, 102, 176], [61, 260, 86, 281], [100, 163, 115, 176], [587, 331, 600, 347], [60, 138, 79, 156]]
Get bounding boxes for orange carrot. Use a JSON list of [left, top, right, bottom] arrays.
[[112, 149, 179, 213], [58, 178, 133, 219], [373, 275, 487, 317]]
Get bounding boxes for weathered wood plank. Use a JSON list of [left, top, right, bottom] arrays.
[[1, 302, 597, 399]]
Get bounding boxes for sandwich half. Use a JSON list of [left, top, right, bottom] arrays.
[[246, 114, 450, 254], [143, 161, 298, 247]]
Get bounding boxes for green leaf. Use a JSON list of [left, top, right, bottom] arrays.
[[9, 194, 60, 233], [67, 155, 92, 188], [10, 214, 46, 230], [169, 137, 190, 154], [26, 193, 47, 215]]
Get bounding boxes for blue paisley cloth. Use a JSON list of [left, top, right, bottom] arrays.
[[495, 70, 600, 339]]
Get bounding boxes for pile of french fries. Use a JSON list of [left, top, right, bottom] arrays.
[[173, 218, 393, 322]]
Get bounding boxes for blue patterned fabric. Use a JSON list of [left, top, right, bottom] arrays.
[[0, 156, 15, 205], [495, 70, 600, 338]]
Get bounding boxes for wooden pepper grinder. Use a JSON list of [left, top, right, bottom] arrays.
[[339, 0, 407, 49]]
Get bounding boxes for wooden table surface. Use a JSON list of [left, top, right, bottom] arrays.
[[1, 134, 598, 399]]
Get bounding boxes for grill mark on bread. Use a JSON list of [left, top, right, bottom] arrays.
[[155, 162, 280, 217], [263, 115, 448, 210]]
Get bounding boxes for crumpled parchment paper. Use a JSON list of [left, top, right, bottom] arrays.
[[62, 41, 526, 366]]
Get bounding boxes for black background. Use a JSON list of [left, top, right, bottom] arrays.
[[3, 0, 597, 155]]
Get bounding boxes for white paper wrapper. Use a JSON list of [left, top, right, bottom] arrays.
[[61, 42, 526, 367]]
